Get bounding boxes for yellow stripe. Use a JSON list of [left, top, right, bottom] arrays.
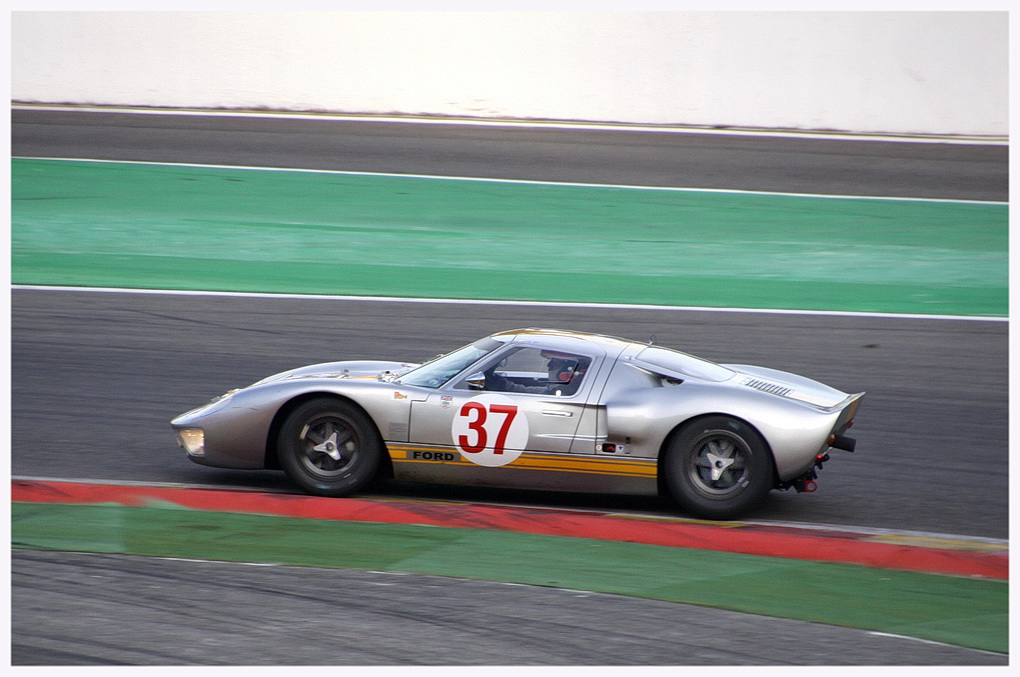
[[862, 534, 1009, 553], [388, 445, 657, 478]]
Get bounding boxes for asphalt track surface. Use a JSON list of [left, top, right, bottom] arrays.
[[11, 549, 1005, 666], [11, 287, 1009, 540], [13, 107, 1008, 201], [9, 109, 1010, 665]]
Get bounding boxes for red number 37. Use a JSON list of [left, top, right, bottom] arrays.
[[457, 402, 519, 454]]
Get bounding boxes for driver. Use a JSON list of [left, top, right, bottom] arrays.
[[485, 352, 586, 395]]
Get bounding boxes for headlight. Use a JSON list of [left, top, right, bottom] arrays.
[[176, 428, 205, 456]]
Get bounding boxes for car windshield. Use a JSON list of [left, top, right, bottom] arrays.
[[635, 346, 735, 382], [397, 338, 505, 388]]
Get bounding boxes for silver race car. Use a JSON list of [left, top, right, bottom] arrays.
[[172, 328, 863, 519]]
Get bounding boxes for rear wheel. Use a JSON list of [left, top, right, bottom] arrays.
[[277, 398, 381, 497], [663, 416, 775, 520]]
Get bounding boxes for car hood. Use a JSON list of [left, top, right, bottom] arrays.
[[250, 360, 420, 387]]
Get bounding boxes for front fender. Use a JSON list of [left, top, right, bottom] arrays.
[[173, 378, 423, 469]]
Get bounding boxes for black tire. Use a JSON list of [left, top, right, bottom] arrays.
[[277, 397, 382, 497], [663, 416, 775, 520]]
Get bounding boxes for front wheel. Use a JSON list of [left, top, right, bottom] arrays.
[[277, 398, 382, 497], [663, 416, 775, 520]]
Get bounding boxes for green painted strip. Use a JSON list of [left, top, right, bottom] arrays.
[[11, 502, 1007, 654], [11, 158, 1007, 316]]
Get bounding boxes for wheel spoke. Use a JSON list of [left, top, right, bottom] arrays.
[[303, 421, 333, 446], [709, 438, 734, 458], [334, 427, 355, 449]]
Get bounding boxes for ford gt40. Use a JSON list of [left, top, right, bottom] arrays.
[[172, 328, 863, 519]]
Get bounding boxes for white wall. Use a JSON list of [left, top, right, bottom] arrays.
[[10, 11, 1008, 136]]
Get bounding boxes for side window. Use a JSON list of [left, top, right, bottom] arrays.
[[458, 346, 592, 396]]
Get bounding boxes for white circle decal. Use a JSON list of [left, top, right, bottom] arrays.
[[450, 394, 529, 467]]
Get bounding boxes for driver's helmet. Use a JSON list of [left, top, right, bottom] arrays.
[[541, 351, 580, 383]]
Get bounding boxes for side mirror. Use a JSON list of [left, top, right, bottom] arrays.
[[465, 372, 486, 390]]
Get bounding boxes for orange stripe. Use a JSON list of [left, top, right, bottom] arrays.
[[388, 445, 657, 478]]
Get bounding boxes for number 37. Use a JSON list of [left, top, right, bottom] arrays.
[[457, 402, 519, 454]]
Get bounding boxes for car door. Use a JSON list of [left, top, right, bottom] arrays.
[[407, 343, 606, 466]]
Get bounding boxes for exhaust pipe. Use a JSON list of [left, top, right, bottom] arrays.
[[828, 433, 856, 452]]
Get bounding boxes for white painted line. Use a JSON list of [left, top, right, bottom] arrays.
[[14, 104, 1008, 146], [10, 474, 294, 494], [868, 632, 1007, 655], [13, 155, 1006, 205], [156, 557, 282, 568], [11, 284, 1009, 322]]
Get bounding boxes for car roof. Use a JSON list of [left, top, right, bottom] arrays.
[[490, 328, 642, 353]]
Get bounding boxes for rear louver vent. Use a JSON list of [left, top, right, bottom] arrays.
[[742, 378, 792, 397]]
